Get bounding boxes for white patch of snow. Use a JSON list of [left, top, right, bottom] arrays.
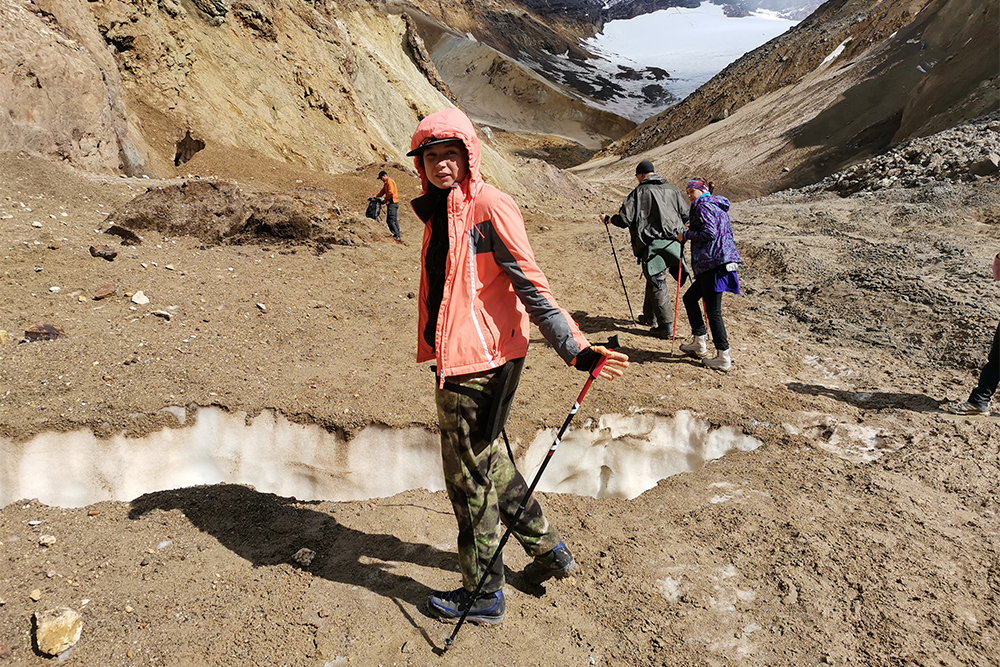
[[0, 407, 761, 508], [820, 39, 850, 66], [657, 576, 682, 602]]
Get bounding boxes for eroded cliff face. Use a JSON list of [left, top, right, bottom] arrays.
[[0, 0, 149, 174], [0, 0, 456, 178]]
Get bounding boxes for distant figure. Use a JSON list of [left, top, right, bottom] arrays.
[[676, 178, 741, 372], [374, 170, 401, 240], [408, 108, 628, 625], [601, 159, 689, 338], [946, 252, 1000, 415]]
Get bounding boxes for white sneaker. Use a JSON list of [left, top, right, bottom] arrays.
[[704, 349, 732, 372], [679, 335, 708, 358]]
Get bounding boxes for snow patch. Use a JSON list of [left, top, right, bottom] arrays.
[[0, 408, 761, 508], [820, 39, 850, 66]]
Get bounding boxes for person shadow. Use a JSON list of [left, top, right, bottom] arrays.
[[785, 382, 943, 411], [570, 310, 653, 338], [559, 311, 707, 367], [128, 484, 455, 634]]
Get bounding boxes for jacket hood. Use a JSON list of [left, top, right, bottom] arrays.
[[409, 108, 482, 198], [698, 194, 731, 211], [640, 172, 668, 185]]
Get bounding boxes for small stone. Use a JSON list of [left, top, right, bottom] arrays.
[[131, 291, 150, 305], [34, 607, 83, 656], [165, 264, 175, 271], [102, 374, 113, 382], [401, 641, 414, 654], [256, 303, 266, 312], [292, 548, 315, 566], [89, 244, 118, 261], [87, 510, 100, 517], [29, 589, 42, 601], [93, 284, 116, 300], [24, 324, 66, 342], [39, 535, 57, 547], [49, 286, 60, 293], [32, 221, 42, 228], [150, 310, 173, 321]]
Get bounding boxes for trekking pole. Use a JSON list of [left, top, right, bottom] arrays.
[[441, 335, 620, 652], [672, 261, 682, 352], [601, 217, 635, 324], [670, 239, 689, 352]]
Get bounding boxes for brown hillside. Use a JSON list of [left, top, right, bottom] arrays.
[[603, 0, 943, 158]]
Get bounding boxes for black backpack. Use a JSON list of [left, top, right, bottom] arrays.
[[365, 197, 383, 220]]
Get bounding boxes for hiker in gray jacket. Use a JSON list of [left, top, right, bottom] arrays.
[[601, 160, 690, 337]]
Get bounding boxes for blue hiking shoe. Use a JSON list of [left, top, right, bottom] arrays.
[[428, 588, 505, 625], [523, 541, 577, 585]]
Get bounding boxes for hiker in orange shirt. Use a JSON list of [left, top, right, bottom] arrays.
[[408, 108, 628, 625], [375, 170, 401, 240]]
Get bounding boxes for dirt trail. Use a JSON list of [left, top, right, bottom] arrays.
[[1, 146, 999, 665]]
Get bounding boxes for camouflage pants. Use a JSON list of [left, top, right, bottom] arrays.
[[435, 371, 562, 593]]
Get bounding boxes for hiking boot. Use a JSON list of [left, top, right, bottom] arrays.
[[428, 588, 505, 625], [650, 323, 674, 339], [523, 542, 577, 585], [679, 335, 708, 358], [637, 314, 655, 326], [945, 401, 989, 416], [704, 348, 732, 372]]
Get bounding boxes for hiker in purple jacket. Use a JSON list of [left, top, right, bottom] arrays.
[[676, 178, 741, 371]]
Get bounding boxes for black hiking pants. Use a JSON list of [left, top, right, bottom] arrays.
[[386, 202, 400, 239], [969, 320, 1000, 409], [683, 273, 728, 351]]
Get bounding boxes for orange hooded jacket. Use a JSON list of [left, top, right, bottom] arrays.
[[409, 108, 590, 382]]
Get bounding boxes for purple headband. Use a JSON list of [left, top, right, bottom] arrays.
[[686, 179, 709, 191]]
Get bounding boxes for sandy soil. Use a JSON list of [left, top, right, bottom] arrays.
[[1, 150, 998, 666]]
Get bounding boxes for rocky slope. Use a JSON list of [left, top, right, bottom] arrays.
[[600, 0, 999, 196], [0, 0, 466, 178]]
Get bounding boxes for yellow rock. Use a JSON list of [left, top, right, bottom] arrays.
[[34, 607, 83, 656]]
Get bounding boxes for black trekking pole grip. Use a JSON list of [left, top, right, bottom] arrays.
[[440, 337, 618, 652]]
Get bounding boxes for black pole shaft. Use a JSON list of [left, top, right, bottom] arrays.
[[604, 223, 636, 324], [442, 357, 609, 650]]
